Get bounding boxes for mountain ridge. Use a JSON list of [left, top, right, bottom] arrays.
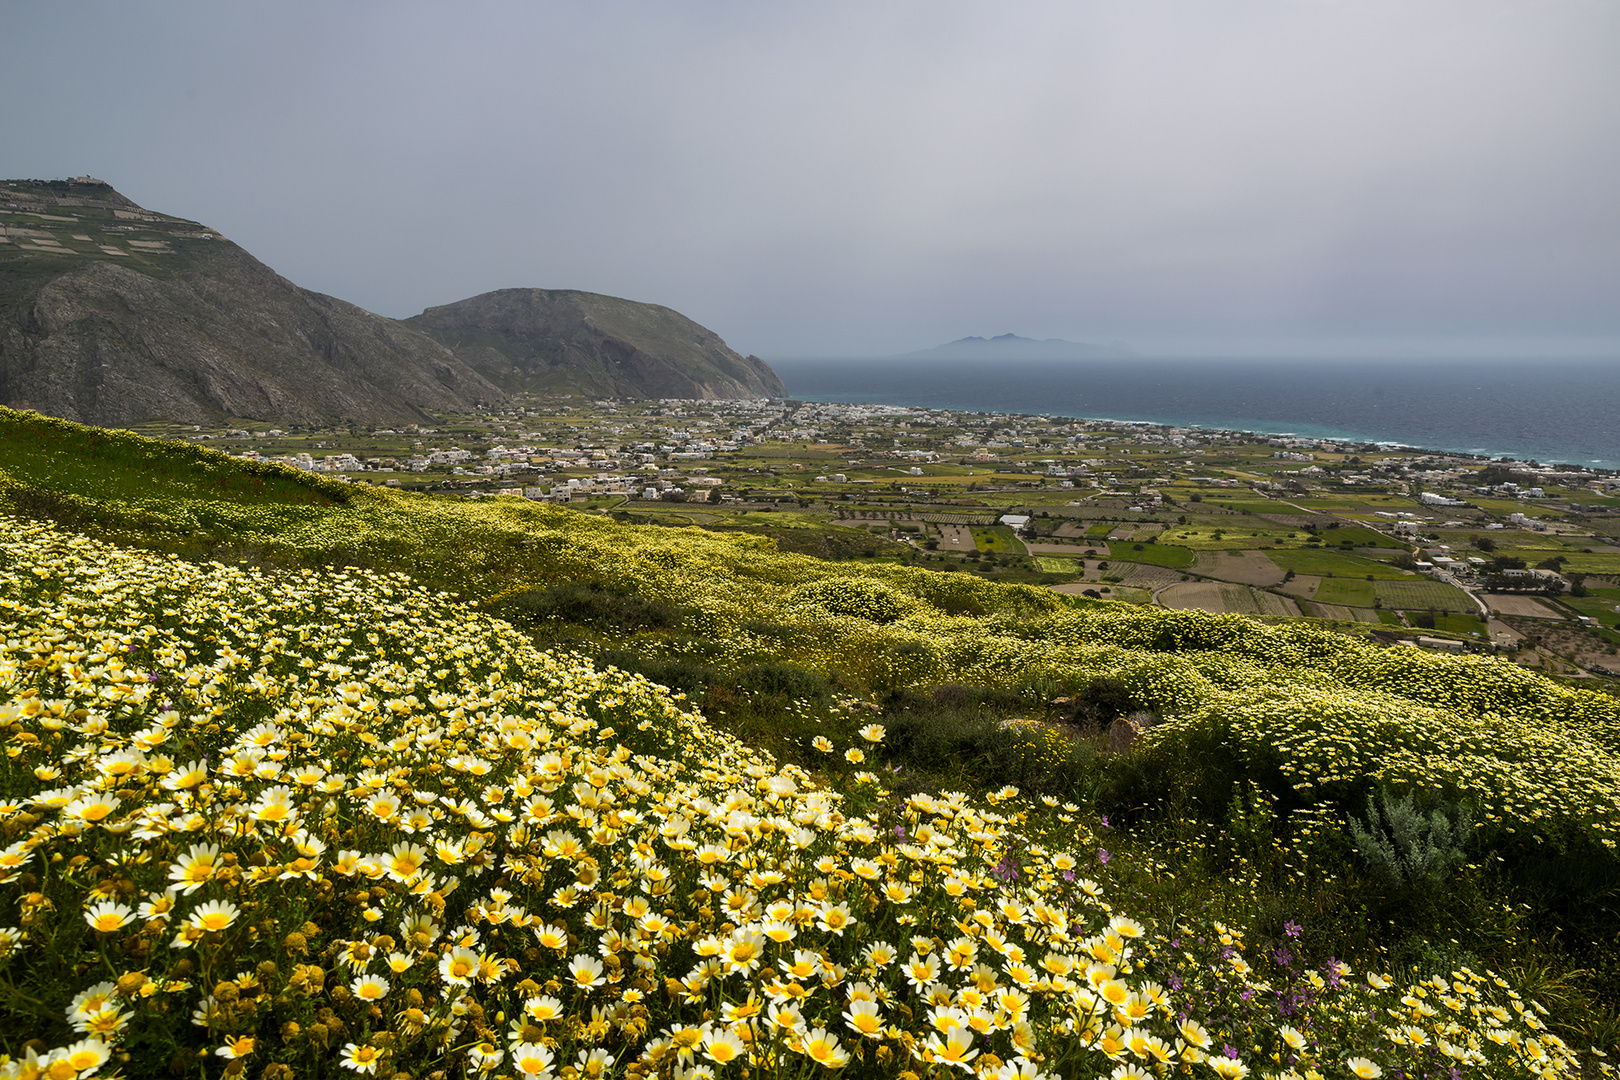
[[0, 179, 780, 426]]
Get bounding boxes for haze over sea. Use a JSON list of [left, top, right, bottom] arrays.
[[772, 357, 1620, 471]]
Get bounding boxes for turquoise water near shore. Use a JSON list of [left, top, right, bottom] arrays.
[[770, 356, 1620, 470]]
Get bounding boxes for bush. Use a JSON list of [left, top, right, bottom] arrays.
[[490, 581, 685, 633], [790, 577, 911, 623], [1347, 788, 1473, 895], [732, 661, 833, 701], [1063, 677, 1137, 727], [594, 649, 716, 695]]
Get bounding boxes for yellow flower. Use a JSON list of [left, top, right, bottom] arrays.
[[187, 900, 239, 933], [83, 901, 134, 934], [803, 1027, 850, 1069]]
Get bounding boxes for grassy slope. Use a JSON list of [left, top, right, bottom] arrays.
[[3, 410, 1620, 1066]]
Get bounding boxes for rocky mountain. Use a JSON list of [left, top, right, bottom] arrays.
[[0, 179, 783, 428], [0, 179, 503, 427], [405, 288, 785, 400], [909, 333, 1135, 359]]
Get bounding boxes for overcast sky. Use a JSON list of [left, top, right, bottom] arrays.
[[6, 1, 1619, 358]]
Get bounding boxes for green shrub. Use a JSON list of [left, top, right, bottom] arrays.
[[1347, 788, 1474, 893], [789, 577, 910, 623], [490, 581, 685, 633], [594, 649, 716, 695], [732, 661, 833, 701]]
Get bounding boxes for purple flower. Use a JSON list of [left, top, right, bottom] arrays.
[[1284, 920, 1302, 939], [1097, 848, 1111, 864], [1100, 814, 1111, 830]]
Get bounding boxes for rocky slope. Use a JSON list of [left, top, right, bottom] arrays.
[[0, 179, 503, 427], [406, 288, 785, 400], [1, 180, 783, 427]]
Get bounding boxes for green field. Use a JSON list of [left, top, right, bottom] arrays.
[[1108, 540, 1196, 568], [1085, 522, 1114, 537], [1270, 547, 1412, 578], [1553, 552, 1620, 574], [1034, 556, 1080, 574], [1313, 577, 1377, 607], [1375, 579, 1477, 613], [1317, 526, 1394, 547], [971, 525, 1027, 554], [1431, 612, 1488, 635], [1566, 595, 1620, 629]]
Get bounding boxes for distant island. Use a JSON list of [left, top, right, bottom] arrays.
[[907, 332, 1135, 359]]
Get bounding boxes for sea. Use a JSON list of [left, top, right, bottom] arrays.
[[769, 356, 1620, 471]]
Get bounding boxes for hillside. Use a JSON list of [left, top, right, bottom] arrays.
[[406, 288, 786, 400], [1, 410, 1618, 1075], [0, 180, 782, 427], [0, 179, 504, 428]]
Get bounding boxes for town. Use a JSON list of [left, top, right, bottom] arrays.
[[134, 397, 1619, 683]]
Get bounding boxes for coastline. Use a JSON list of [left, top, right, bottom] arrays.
[[768, 355, 1620, 471]]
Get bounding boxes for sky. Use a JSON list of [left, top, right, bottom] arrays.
[[5, 1, 1619, 359]]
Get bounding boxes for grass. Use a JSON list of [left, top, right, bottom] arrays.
[[1270, 547, 1414, 578], [1313, 577, 1377, 607], [970, 524, 1027, 554], [0, 409, 348, 507], [3, 411, 1620, 1069], [1431, 612, 1488, 635], [1375, 579, 1478, 613], [1034, 556, 1080, 574], [1106, 540, 1195, 568]]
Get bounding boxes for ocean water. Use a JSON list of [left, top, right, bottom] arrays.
[[770, 356, 1620, 470]]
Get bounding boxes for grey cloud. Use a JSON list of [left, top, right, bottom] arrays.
[[4, 0, 1617, 357]]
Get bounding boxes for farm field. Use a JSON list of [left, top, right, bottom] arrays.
[[1269, 547, 1415, 578], [1304, 601, 1384, 623], [971, 524, 1027, 553], [1025, 540, 1103, 556], [1430, 612, 1488, 635], [1485, 593, 1573, 619], [1159, 580, 1301, 616], [1106, 540, 1196, 568], [1192, 549, 1286, 586], [1373, 579, 1477, 613], [1313, 577, 1377, 607]]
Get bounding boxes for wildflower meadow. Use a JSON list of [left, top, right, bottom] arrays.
[[1, 411, 1617, 1077]]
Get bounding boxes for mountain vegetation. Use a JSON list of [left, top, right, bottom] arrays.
[[1, 407, 1617, 1078]]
